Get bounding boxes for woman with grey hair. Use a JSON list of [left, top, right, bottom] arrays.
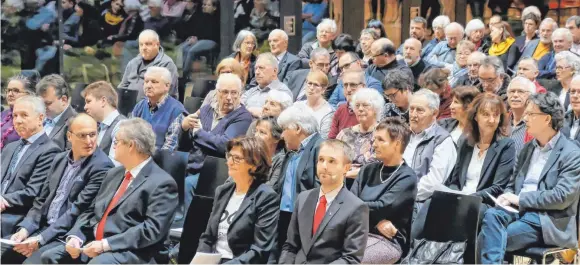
[[423, 15, 450, 56], [337, 88, 385, 180], [555, 51, 580, 109], [227, 30, 258, 86], [465, 19, 485, 49], [1, 74, 38, 149]]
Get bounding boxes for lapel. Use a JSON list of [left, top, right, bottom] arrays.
[[295, 134, 319, 177], [538, 137, 563, 182], [458, 145, 474, 188], [13, 134, 46, 175], [111, 163, 150, 210], [49, 106, 73, 139], [307, 188, 345, 256], [478, 142, 499, 188], [299, 189, 318, 254], [214, 183, 235, 229], [277, 53, 288, 78], [229, 182, 259, 228]]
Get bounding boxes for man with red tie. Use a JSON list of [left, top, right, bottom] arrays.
[[40, 118, 178, 264], [279, 139, 369, 264]]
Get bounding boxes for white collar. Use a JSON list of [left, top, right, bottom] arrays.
[[125, 157, 152, 178], [102, 110, 120, 126]]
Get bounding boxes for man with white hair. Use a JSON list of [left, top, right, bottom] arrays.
[[507, 76, 537, 155], [176, 73, 252, 216], [425, 22, 465, 69], [403, 89, 457, 211], [520, 18, 558, 62], [537, 28, 574, 79], [0, 96, 61, 238], [423, 15, 450, 57], [119, 29, 179, 102], [453, 51, 485, 87], [562, 75, 580, 143], [566, 16, 580, 54], [269, 29, 302, 82], [242, 52, 293, 117], [274, 104, 324, 252], [131, 66, 185, 150], [516, 58, 548, 93], [299, 19, 339, 75]]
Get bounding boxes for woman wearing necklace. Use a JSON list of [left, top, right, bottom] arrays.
[[350, 117, 417, 264], [293, 70, 335, 139], [1, 74, 36, 150], [196, 137, 279, 263]]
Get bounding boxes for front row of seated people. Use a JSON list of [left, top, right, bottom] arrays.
[[1, 79, 579, 264]]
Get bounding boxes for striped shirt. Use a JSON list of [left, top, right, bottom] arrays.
[[510, 118, 527, 157]]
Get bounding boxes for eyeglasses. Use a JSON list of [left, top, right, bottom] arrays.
[[556, 66, 572, 71], [343, 82, 362, 89], [218, 89, 240, 97], [479, 76, 498, 84], [6, 88, 28, 94], [384, 90, 399, 100], [522, 112, 547, 119], [314, 62, 330, 69], [225, 152, 244, 164], [507, 89, 530, 95], [306, 81, 323, 89], [70, 131, 98, 140], [339, 59, 358, 72]]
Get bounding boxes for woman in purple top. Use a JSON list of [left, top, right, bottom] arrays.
[[1, 75, 37, 149]]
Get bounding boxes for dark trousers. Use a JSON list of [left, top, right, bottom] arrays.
[[477, 208, 543, 264], [277, 211, 293, 251], [1, 240, 62, 264], [41, 244, 148, 264], [420, 0, 441, 29]]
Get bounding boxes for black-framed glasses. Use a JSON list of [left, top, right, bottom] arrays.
[[344, 82, 362, 89], [384, 90, 399, 100], [6, 88, 28, 94], [225, 152, 244, 164], [70, 131, 98, 140], [339, 59, 358, 72]]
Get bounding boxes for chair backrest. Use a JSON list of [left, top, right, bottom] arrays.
[[195, 156, 229, 198], [117, 89, 138, 116], [177, 195, 214, 264], [153, 150, 188, 204], [184, 96, 204, 114], [423, 191, 482, 243], [70, 83, 87, 113], [191, 78, 217, 98]]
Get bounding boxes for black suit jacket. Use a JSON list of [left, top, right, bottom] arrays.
[[67, 159, 178, 262], [561, 111, 580, 144], [1, 133, 61, 236], [197, 181, 279, 264], [284, 69, 310, 101], [446, 138, 515, 205], [271, 133, 324, 196], [279, 187, 369, 264], [17, 149, 114, 243], [277, 52, 302, 82], [47, 105, 77, 150], [99, 114, 126, 155]]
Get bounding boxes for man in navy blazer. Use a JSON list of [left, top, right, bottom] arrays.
[[478, 93, 580, 264], [280, 139, 369, 264], [1, 96, 61, 238], [40, 118, 178, 264], [1, 114, 114, 264]]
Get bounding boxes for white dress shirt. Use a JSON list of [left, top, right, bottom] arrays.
[[463, 145, 487, 194], [43, 106, 68, 136], [316, 183, 343, 213]]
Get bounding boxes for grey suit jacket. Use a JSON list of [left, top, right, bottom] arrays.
[[520, 39, 540, 61], [278, 52, 302, 82], [0, 133, 61, 236], [67, 160, 178, 262], [284, 69, 310, 101], [47, 105, 77, 150], [279, 188, 369, 264], [17, 149, 114, 244], [507, 135, 580, 248]]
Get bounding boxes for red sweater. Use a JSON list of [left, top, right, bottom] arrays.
[[328, 104, 359, 139]]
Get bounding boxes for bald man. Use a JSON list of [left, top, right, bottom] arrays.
[[269, 29, 302, 81], [402, 38, 433, 88], [1, 114, 114, 264], [366, 38, 413, 85]]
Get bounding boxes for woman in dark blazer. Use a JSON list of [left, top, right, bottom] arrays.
[[445, 93, 515, 215], [196, 136, 279, 264], [437, 85, 481, 144], [350, 117, 418, 264]]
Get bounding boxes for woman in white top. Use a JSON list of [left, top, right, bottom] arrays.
[[445, 93, 516, 215], [293, 70, 335, 139], [437, 86, 481, 144], [196, 137, 279, 264], [554, 51, 580, 111]]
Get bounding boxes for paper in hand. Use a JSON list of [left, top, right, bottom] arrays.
[[486, 192, 519, 213], [0, 238, 25, 246], [190, 252, 222, 264]]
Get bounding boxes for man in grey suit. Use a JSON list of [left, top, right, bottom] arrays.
[[279, 139, 369, 264], [40, 118, 178, 264], [284, 48, 334, 101], [1, 96, 61, 238], [478, 93, 580, 264], [36, 74, 77, 150]]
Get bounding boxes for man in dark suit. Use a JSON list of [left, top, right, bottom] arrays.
[[36, 74, 77, 150], [40, 118, 178, 264], [82, 81, 126, 165], [1, 114, 114, 264], [284, 48, 335, 101], [273, 105, 324, 252], [279, 139, 369, 264], [562, 76, 580, 143], [478, 93, 580, 264], [1, 96, 61, 238]]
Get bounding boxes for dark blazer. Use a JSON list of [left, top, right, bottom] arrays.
[[507, 134, 580, 248], [561, 110, 580, 144], [197, 181, 280, 264], [17, 149, 114, 243], [99, 114, 126, 155], [537, 50, 556, 79], [271, 133, 324, 196], [297, 41, 339, 72], [278, 52, 302, 82], [494, 43, 521, 75], [279, 187, 369, 264], [514, 34, 538, 52], [284, 69, 309, 101], [47, 105, 77, 150], [437, 118, 459, 133], [66, 159, 178, 263], [446, 138, 516, 205], [537, 78, 563, 95], [1, 133, 61, 237]]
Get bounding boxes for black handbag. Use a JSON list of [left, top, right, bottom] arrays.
[[402, 238, 467, 264]]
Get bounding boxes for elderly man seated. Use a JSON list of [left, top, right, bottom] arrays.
[[507, 77, 538, 157], [478, 92, 580, 264], [119, 29, 179, 102], [176, 73, 253, 216], [298, 18, 339, 76], [403, 89, 457, 213], [478, 56, 510, 103], [516, 58, 548, 93], [132, 66, 185, 150], [537, 28, 575, 79], [366, 38, 413, 86], [241, 53, 293, 118], [453, 51, 485, 88], [285, 48, 334, 102], [246, 90, 293, 136], [402, 38, 433, 90], [425, 22, 465, 70]]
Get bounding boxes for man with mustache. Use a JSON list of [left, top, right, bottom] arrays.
[[507, 77, 537, 157], [0, 96, 61, 238], [279, 139, 369, 264], [402, 89, 457, 215], [1, 114, 114, 264]]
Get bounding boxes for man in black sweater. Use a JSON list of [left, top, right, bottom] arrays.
[[366, 38, 413, 85]]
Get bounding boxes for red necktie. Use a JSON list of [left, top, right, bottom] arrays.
[[312, 195, 327, 235], [95, 172, 132, 240]]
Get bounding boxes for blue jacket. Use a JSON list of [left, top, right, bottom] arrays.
[[25, 3, 57, 30], [328, 74, 382, 107], [302, 2, 327, 34], [537, 51, 556, 79], [425, 41, 456, 68]]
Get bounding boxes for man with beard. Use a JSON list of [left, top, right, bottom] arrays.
[[519, 18, 558, 66], [402, 38, 433, 91], [537, 28, 575, 79], [396, 17, 430, 57], [478, 56, 510, 104]]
